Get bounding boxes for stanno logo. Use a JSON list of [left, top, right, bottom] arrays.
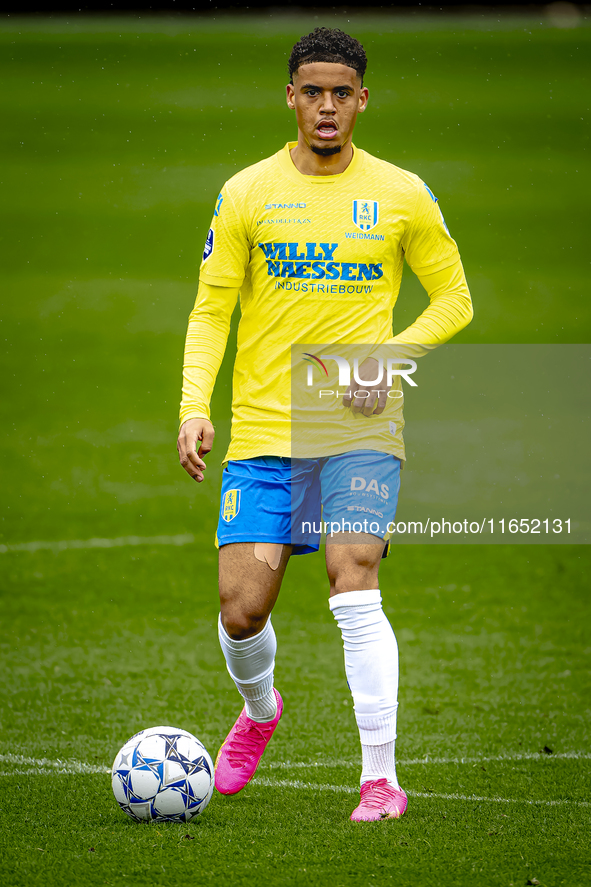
[[352, 200, 379, 232], [347, 505, 385, 518], [265, 203, 307, 210]]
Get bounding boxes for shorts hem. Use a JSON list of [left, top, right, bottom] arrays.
[[217, 533, 319, 556]]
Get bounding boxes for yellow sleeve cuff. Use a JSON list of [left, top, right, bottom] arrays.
[[199, 271, 244, 288]]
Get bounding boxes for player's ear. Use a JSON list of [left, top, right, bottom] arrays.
[[358, 86, 369, 113], [286, 83, 295, 110]]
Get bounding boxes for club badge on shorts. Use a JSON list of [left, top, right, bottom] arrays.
[[222, 489, 241, 522], [352, 199, 379, 232]]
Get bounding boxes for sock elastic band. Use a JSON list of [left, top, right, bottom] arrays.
[[328, 588, 382, 611]]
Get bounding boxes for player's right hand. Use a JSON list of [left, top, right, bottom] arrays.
[[177, 418, 215, 483], [342, 356, 390, 417]]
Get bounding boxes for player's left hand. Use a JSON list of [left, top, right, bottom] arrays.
[[342, 357, 390, 417], [177, 417, 215, 483]]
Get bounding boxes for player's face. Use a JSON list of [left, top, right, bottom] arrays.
[[286, 62, 368, 155]]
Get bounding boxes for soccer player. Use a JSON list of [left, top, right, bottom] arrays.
[[177, 28, 472, 821]]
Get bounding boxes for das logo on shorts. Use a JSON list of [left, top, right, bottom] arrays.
[[352, 199, 379, 231], [222, 489, 241, 522]]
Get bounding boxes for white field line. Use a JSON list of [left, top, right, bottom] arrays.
[[253, 776, 355, 795], [0, 753, 109, 774], [263, 750, 591, 770], [251, 777, 591, 807], [2, 751, 590, 808], [408, 791, 591, 808], [0, 534, 195, 554], [3, 750, 588, 776], [0, 770, 107, 777]]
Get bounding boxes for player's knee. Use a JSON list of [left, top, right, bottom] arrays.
[[328, 548, 375, 579], [220, 608, 267, 640], [327, 551, 380, 595]]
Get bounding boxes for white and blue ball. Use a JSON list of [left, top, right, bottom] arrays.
[[111, 726, 214, 823]]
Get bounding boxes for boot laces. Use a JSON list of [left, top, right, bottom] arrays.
[[226, 719, 274, 767], [359, 778, 399, 808]]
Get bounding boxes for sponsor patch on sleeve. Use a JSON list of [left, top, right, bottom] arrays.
[[203, 228, 214, 261]]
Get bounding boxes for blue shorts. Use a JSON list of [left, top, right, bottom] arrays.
[[216, 450, 401, 555]]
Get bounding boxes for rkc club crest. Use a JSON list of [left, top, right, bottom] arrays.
[[222, 488, 241, 522], [352, 199, 379, 232]]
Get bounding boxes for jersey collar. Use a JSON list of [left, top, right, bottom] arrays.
[[276, 140, 363, 185]]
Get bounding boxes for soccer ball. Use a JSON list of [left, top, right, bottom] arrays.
[[111, 725, 214, 823]]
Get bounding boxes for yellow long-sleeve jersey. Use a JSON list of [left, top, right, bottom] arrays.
[[180, 142, 473, 462]]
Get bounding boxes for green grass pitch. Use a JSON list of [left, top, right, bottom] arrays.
[[1, 12, 590, 886]]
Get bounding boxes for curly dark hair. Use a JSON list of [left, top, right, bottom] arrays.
[[288, 27, 367, 84]]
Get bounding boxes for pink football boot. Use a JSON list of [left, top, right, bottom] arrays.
[[215, 689, 283, 795], [350, 778, 408, 821]]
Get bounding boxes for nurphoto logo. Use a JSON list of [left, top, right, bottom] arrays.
[[302, 353, 418, 390]]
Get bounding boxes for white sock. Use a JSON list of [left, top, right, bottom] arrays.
[[218, 615, 278, 723], [329, 589, 399, 788], [360, 740, 398, 787]]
